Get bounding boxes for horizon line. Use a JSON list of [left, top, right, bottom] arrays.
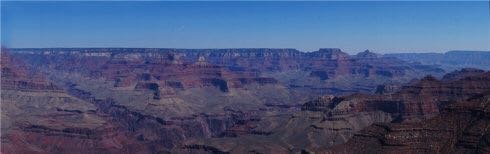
[[4, 47, 490, 54]]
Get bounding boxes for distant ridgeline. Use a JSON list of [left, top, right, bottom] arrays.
[[384, 51, 490, 71], [6, 48, 446, 96]]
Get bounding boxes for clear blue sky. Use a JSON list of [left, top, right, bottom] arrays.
[[2, 1, 489, 53]]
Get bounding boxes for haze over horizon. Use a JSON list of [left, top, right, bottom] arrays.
[[2, 1, 489, 54]]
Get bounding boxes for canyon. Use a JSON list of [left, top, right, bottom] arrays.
[[1, 48, 489, 153]]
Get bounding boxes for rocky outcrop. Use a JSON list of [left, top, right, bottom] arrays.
[[302, 70, 490, 122], [394, 71, 490, 121], [301, 95, 344, 111], [329, 92, 490, 153]]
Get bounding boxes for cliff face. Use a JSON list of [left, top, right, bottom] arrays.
[[312, 70, 490, 153], [300, 70, 490, 122], [329, 92, 490, 153], [394, 73, 490, 121]]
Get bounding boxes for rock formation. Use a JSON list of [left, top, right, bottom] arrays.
[[177, 69, 490, 153], [3, 48, 485, 153], [329, 92, 490, 153], [9, 48, 445, 96]]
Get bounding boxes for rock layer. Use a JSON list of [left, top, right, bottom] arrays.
[[329, 92, 490, 153], [4, 48, 485, 154], [9, 48, 445, 95]]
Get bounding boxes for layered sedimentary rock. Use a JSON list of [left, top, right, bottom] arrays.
[[329, 92, 490, 153], [9, 48, 445, 96], [5, 48, 447, 120], [1, 52, 60, 91], [1, 52, 135, 153], [1, 52, 267, 153], [179, 69, 489, 153], [0, 50, 290, 153], [3, 48, 478, 154], [312, 70, 490, 122]]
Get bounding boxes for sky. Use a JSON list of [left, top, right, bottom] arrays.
[[1, 1, 489, 53]]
